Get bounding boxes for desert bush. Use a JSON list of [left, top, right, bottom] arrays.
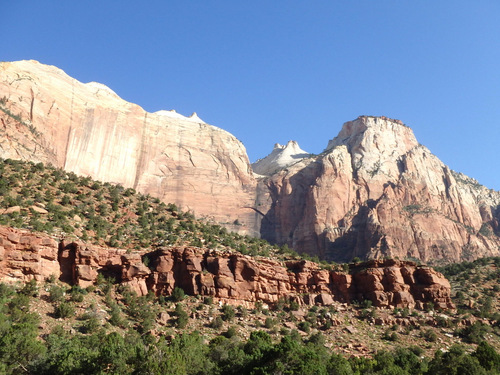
[[55, 302, 74, 319]]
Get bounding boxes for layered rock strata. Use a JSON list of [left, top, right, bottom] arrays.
[[1, 61, 499, 264], [0, 226, 453, 309]]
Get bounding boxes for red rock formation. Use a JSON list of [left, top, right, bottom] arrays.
[[257, 116, 500, 263], [0, 226, 454, 309], [0, 226, 59, 283], [2, 61, 498, 264]]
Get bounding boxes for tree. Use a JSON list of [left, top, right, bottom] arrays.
[[174, 304, 189, 329], [473, 341, 500, 372], [171, 286, 185, 302], [222, 304, 235, 321], [327, 353, 354, 375]]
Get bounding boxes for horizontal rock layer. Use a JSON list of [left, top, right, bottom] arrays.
[[0, 226, 453, 309]]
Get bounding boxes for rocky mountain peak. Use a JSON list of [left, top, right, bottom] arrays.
[[252, 140, 310, 176], [325, 115, 418, 157], [257, 114, 500, 263], [1, 61, 499, 265], [323, 115, 421, 183], [0, 60, 258, 235]]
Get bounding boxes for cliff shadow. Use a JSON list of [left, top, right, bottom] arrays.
[[323, 200, 385, 263], [259, 160, 322, 252], [58, 242, 76, 284]]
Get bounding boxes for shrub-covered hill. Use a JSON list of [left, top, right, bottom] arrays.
[[0, 158, 303, 261], [437, 257, 500, 324], [1, 276, 500, 375], [1, 158, 500, 373]]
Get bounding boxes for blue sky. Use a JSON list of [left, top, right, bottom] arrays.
[[3, 1, 500, 190]]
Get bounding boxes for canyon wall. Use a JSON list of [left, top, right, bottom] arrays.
[[0, 226, 453, 309], [1, 61, 499, 264], [257, 116, 500, 263], [0, 60, 259, 235]]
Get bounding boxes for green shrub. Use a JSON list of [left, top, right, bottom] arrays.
[[459, 322, 491, 344], [55, 302, 75, 318], [422, 329, 437, 342], [171, 287, 185, 302], [383, 329, 398, 342], [109, 304, 125, 327], [224, 326, 237, 338], [48, 285, 65, 303], [298, 321, 310, 333], [288, 299, 300, 311], [20, 279, 39, 297], [210, 316, 224, 329], [175, 304, 189, 329], [222, 304, 235, 321], [473, 341, 500, 372], [203, 296, 213, 305], [80, 314, 100, 334], [70, 291, 85, 303], [264, 317, 275, 329]]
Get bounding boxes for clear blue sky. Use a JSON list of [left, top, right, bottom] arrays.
[[3, 1, 500, 190]]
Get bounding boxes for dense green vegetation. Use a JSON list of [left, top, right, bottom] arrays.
[[1, 279, 500, 374]]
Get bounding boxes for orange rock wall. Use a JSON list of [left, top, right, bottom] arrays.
[[0, 61, 259, 235], [2, 62, 498, 264], [0, 226, 453, 309]]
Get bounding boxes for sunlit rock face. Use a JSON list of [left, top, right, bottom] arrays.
[[257, 116, 500, 263], [1, 61, 499, 264], [252, 140, 310, 176], [0, 226, 454, 310], [0, 60, 259, 235]]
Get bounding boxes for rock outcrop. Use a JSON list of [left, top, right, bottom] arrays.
[[0, 226, 454, 309], [0, 226, 60, 283], [257, 116, 500, 263], [1, 61, 499, 264], [0, 60, 259, 235]]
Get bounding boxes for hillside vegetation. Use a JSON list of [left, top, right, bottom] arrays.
[[0, 158, 303, 261], [1, 158, 500, 374], [1, 275, 500, 374]]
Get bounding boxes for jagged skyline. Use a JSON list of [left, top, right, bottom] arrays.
[[3, 1, 500, 190]]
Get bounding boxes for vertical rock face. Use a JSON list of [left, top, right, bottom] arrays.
[[0, 226, 59, 283], [0, 60, 258, 234], [1, 61, 499, 264], [258, 116, 500, 263]]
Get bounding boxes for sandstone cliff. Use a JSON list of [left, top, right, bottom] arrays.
[[0, 60, 258, 235], [257, 116, 500, 263], [0, 226, 453, 309], [1, 61, 499, 264]]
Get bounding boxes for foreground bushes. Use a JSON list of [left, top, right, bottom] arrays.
[[1, 316, 500, 375], [1, 281, 500, 374]]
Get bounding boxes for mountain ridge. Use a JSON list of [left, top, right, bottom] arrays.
[[0, 59, 260, 236], [256, 116, 500, 263], [1, 60, 499, 264]]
